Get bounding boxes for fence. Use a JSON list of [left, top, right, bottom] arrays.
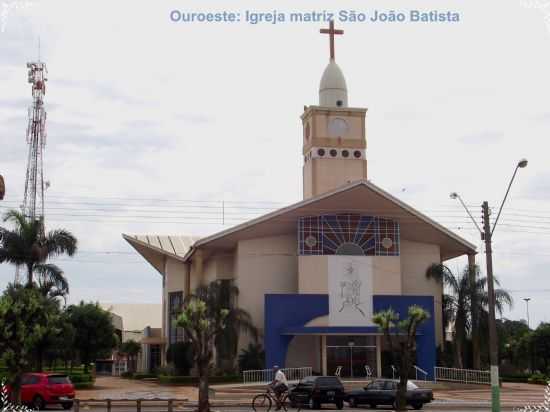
[[413, 365, 428, 381], [74, 399, 188, 412], [434, 366, 491, 385], [243, 367, 313, 384]]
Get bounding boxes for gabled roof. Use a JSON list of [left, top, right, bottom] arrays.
[[124, 179, 477, 268], [184, 179, 476, 261]]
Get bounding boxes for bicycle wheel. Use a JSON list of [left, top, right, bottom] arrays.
[[252, 393, 273, 412], [280, 393, 290, 411]]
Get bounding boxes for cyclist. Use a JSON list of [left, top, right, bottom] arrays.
[[270, 365, 288, 410]]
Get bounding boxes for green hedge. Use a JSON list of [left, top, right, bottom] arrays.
[[501, 373, 530, 383], [69, 374, 94, 383], [133, 373, 157, 380], [528, 373, 549, 385], [73, 382, 94, 390], [158, 375, 241, 385]]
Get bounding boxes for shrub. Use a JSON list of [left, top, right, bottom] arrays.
[[69, 374, 93, 383], [133, 373, 157, 380], [120, 371, 134, 379], [528, 373, 549, 385], [73, 382, 94, 389], [158, 375, 241, 385], [501, 373, 530, 383], [166, 342, 194, 376], [238, 343, 264, 372]]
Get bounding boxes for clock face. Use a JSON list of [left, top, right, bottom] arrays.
[[328, 118, 349, 137]]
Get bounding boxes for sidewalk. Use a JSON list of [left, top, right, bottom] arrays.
[[76, 376, 196, 401]]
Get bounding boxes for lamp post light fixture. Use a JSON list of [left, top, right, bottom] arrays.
[[450, 158, 528, 412]]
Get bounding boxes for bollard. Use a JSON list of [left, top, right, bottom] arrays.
[[74, 399, 80, 412], [168, 399, 173, 412], [107, 399, 111, 412], [136, 399, 141, 412]]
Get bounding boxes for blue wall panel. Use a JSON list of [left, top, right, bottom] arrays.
[[264, 294, 436, 379]]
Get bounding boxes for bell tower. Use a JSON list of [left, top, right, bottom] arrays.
[[302, 22, 368, 199]]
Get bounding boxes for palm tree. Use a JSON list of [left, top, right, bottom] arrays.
[[426, 264, 513, 369], [0, 210, 77, 287], [119, 340, 142, 373], [192, 280, 259, 372]]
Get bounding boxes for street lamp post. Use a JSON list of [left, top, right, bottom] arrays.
[[450, 158, 528, 412], [523, 297, 531, 329], [0, 174, 5, 200]]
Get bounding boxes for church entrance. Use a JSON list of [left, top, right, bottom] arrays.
[[325, 336, 377, 378]]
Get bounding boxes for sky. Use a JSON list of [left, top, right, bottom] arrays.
[[1, 0, 550, 328]]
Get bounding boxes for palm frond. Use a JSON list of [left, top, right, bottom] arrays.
[[426, 263, 459, 292], [34, 263, 69, 298], [45, 229, 78, 257]]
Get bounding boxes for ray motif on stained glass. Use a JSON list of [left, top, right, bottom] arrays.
[[298, 213, 399, 256]]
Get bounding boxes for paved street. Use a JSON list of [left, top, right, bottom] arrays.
[[51, 377, 545, 412], [42, 404, 523, 412]]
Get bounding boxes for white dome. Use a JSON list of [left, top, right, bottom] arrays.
[[319, 60, 348, 107]]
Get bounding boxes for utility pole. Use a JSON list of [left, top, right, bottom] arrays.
[[451, 158, 528, 412], [482, 201, 500, 412]]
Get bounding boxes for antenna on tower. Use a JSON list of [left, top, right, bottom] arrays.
[[16, 57, 48, 284]]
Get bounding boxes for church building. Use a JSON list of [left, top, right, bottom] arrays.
[[123, 23, 476, 379]]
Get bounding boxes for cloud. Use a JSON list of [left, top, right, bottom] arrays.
[[458, 130, 504, 145], [520, 172, 550, 200]]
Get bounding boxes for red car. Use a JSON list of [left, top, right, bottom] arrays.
[[19, 373, 75, 410]]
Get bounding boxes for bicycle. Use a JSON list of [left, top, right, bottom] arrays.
[[252, 386, 297, 412]]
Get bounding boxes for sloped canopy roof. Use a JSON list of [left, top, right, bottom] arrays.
[[122, 234, 200, 275]]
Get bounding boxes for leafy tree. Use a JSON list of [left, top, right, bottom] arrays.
[[0, 284, 60, 403], [193, 280, 258, 372], [66, 302, 118, 373], [497, 318, 531, 370], [119, 340, 142, 373], [373, 305, 430, 411], [0, 210, 77, 287], [177, 297, 228, 412], [426, 264, 512, 369], [238, 343, 265, 372], [531, 323, 550, 373], [44, 312, 77, 370], [166, 342, 193, 375]]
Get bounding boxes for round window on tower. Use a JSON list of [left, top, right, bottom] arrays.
[[330, 149, 338, 157], [336, 100, 343, 107], [317, 148, 326, 157], [354, 150, 362, 158], [342, 150, 349, 158]]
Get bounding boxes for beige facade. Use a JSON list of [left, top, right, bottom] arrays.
[[124, 180, 476, 374], [235, 235, 298, 330]]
